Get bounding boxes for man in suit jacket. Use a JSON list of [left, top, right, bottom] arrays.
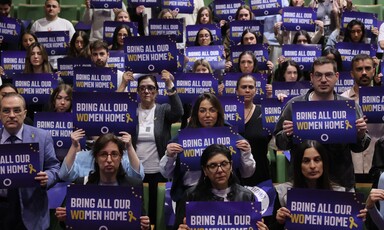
[[0, 93, 60, 230]]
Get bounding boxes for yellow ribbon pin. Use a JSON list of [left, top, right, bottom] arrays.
[[28, 164, 37, 174], [229, 146, 236, 155], [345, 120, 352, 130], [209, 87, 216, 94], [167, 52, 174, 61], [349, 216, 358, 229], [235, 113, 242, 121], [259, 88, 264, 95], [128, 211, 137, 222], [109, 82, 115, 89], [126, 113, 133, 123]]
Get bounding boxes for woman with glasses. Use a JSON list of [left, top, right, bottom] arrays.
[[160, 93, 255, 203], [194, 27, 214, 46], [175, 144, 268, 230], [110, 24, 132, 51], [55, 133, 151, 230]]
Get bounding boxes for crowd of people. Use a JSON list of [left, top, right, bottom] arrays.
[[0, 0, 383, 229]]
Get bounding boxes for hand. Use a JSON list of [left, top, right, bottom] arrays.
[[140, 216, 150, 230], [166, 143, 183, 157], [266, 60, 274, 70], [71, 129, 85, 148], [219, 20, 227, 27], [315, 20, 324, 32], [274, 22, 283, 34], [256, 220, 269, 230], [276, 207, 291, 224], [136, 5, 145, 15], [266, 84, 272, 99], [218, 83, 224, 96], [35, 171, 48, 188], [374, 73, 382, 84], [171, 9, 178, 18], [55, 207, 67, 222], [178, 217, 189, 230], [277, 55, 286, 64], [282, 120, 293, 136], [277, 93, 287, 102], [236, 139, 251, 153], [122, 71, 134, 86], [357, 208, 367, 221], [225, 61, 232, 72], [355, 117, 367, 139], [119, 131, 132, 149], [372, 27, 379, 36], [161, 69, 174, 88], [366, 189, 384, 209], [0, 66, 4, 75]]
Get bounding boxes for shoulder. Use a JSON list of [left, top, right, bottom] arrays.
[[24, 124, 49, 135], [120, 175, 143, 187], [275, 182, 293, 195]]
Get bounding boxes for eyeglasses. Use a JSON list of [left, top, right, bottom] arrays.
[[97, 152, 121, 160], [199, 107, 218, 115], [118, 33, 128, 38], [1, 107, 24, 116], [138, 85, 156, 93], [313, 72, 335, 80], [206, 161, 231, 173]]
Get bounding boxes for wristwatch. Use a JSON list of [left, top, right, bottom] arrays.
[[166, 87, 176, 94]]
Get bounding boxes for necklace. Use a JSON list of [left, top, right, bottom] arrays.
[[244, 104, 255, 122]]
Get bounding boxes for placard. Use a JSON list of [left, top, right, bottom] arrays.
[[250, 0, 283, 16], [213, 0, 245, 21], [282, 44, 322, 71], [282, 7, 316, 32], [359, 86, 384, 123], [107, 51, 126, 72], [0, 50, 25, 75], [220, 95, 245, 133], [0, 16, 22, 43], [260, 98, 287, 136], [149, 18, 184, 43], [90, 0, 122, 9], [341, 11, 377, 40], [161, 0, 194, 14], [336, 42, 376, 71], [57, 57, 92, 85], [334, 72, 354, 94], [272, 81, 311, 98], [103, 21, 139, 45], [185, 45, 225, 72], [229, 20, 264, 46], [127, 0, 158, 7], [35, 31, 70, 56], [186, 24, 222, 47], [230, 44, 269, 70], [73, 67, 118, 92]]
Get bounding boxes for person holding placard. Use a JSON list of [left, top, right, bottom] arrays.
[[175, 144, 268, 230], [23, 42, 53, 74], [194, 27, 214, 46], [109, 24, 132, 51], [49, 84, 72, 113], [195, 6, 213, 25], [67, 31, 90, 59], [55, 133, 150, 230], [114, 9, 131, 22], [273, 57, 370, 191], [274, 60, 302, 82], [0, 93, 60, 230]]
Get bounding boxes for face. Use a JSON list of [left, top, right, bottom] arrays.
[[22, 34, 36, 50], [138, 78, 157, 106], [197, 29, 211, 46], [198, 99, 218, 127], [74, 36, 84, 51], [291, 0, 304, 7], [30, 47, 43, 67], [0, 96, 27, 134], [296, 35, 308, 44], [162, 11, 173, 19], [310, 63, 338, 96], [45, 0, 60, 19], [240, 54, 254, 73], [301, 147, 323, 181], [199, 9, 210, 24], [96, 141, 122, 176], [203, 153, 232, 190], [237, 9, 251, 20], [351, 59, 374, 87], [0, 4, 11, 17], [194, 64, 210, 73], [242, 32, 257, 45], [0, 87, 17, 100], [55, 90, 71, 112], [116, 11, 130, 22], [350, 25, 363, 42], [91, 47, 109, 67], [117, 28, 129, 46], [284, 65, 299, 82], [236, 76, 256, 103]]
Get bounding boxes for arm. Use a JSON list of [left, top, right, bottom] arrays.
[[236, 139, 256, 178], [119, 131, 144, 180], [83, 0, 93, 25], [162, 70, 184, 123], [310, 20, 324, 44], [117, 71, 133, 92], [273, 102, 294, 150], [369, 137, 384, 185], [350, 105, 371, 152], [160, 142, 182, 178], [366, 188, 384, 227]]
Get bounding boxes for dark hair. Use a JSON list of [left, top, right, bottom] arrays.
[[0, 83, 17, 93], [235, 74, 256, 90], [275, 60, 302, 82], [90, 39, 109, 53], [310, 57, 337, 74], [196, 6, 213, 24], [322, 48, 343, 72], [49, 84, 73, 112], [292, 30, 311, 44], [235, 5, 254, 20], [111, 24, 132, 50], [238, 51, 258, 73], [137, 75, 159, 90], [343, 19, 365, 43], [0, 0, 12, 5], [88, 133, 126, 184], [351, 53, 374, 69], [192, 59, 213, 73], [240, 29, 258, 45], [23, 42, 52, 73], [68, 30, 90, 58], [187, 93, 224, 128], [20, 32, 38, 51], [194, 27, 214, 46], [292, 140, 332, 189]]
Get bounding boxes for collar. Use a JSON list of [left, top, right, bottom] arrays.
[[1, 125, 24, 144]]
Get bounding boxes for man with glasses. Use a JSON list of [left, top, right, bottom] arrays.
[[274, 57, 370, 191], [0, 93, 60, 230]]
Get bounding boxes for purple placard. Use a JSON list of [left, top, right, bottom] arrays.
[[125, 35, 178, 73], [244, 180, 276, 217], [0, 16, 22, 43], [230, 44, 269, 70], [336, 42, 377, 71], [359, 86, 384, 123], [73, 67, 118, 92], [66, 184, 142, 229], [13, 73, 59, 104], [282, 44, 322, 71], [90, 0, 122, 9], [34, 112, 73, 149], [286, 188, 364, 230], [35, 31, 70, 56], [103, 21, 139, 44], [0, 143, 40, 189], [335, 72, 354, 94], [272, 81, 311, 98], [220, 95, 245, 133], [342, 11, 377, 40], [149, 19, 184, 43], [291, 100, 357, 144], [186, 201, 261, 228], [174, 72, 219, 104], [127, 0, 158, 7], [229, 20, 264, 46], [108, 51, 126, 72], [178, 126, 241, 171], [213, 0, 245, 21], [282, 7, 316, 32], [161, 0, 194, 14], [260, 98, 287, 136], [72, 92, 137, 136], [250, 0, 283, 16], [57, 57, 93, 84], [186, 24, 222, 46], [0, 51, 25, 75], [185, 45, 225, 72]]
